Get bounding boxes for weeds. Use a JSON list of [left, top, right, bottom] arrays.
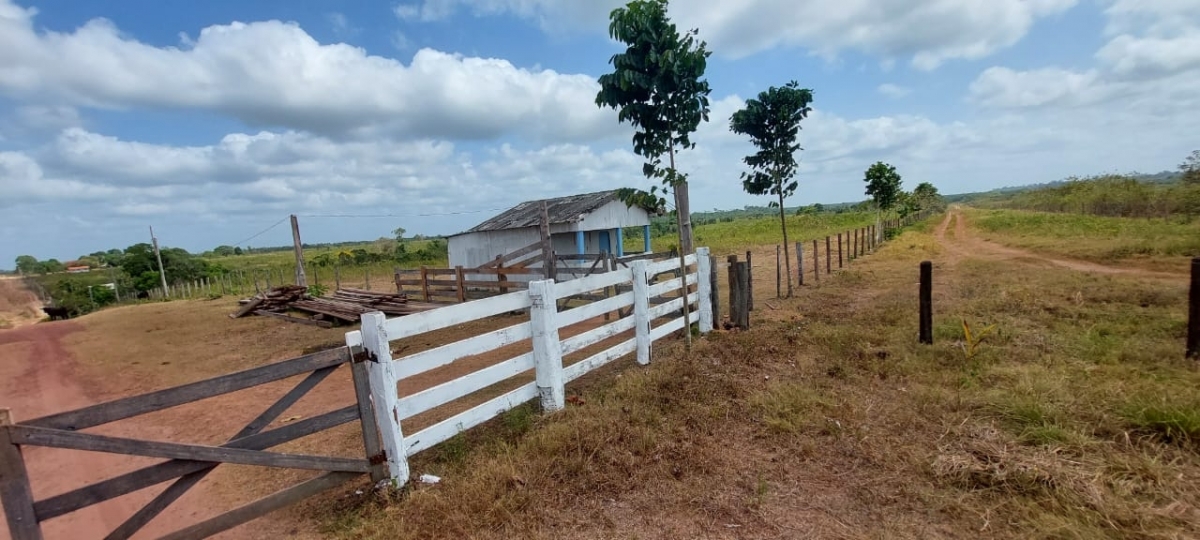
[[1120, 400, 1200, 445]]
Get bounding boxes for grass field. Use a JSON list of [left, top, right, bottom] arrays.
[[967, 208, 1200, 273], [12, 204, 1195, 538], [300, 212, 1197, 539]]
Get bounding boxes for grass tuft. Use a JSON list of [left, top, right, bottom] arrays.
[[1120, 400, 1200, 445]]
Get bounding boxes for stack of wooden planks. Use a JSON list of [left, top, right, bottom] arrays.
[[230, 286, 438, 327]]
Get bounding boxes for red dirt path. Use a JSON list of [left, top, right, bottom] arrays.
[[0, 322, 157, 539]]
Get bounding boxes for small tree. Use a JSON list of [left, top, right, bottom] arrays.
[[864, 162, 902, 237], [596, 0, 711, 257], [729, 81, 814, 297], [1180, 150, 1200, 184]]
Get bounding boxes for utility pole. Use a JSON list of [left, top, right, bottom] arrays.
[[150, 226, 169, 296], [291, 214, 308, 288]]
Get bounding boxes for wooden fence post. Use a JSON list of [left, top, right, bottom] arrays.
[[455, 266, 466, 303], [632, 260, 652, 364], [333, 265, 341, 291], [420, 267, 430, 302], [529, 280, 565, 411], [346, 342, 387, 483], [825, 237, 832, 274], [745, 251, 754, 312], [837, 233, 843, 269], [496, 256, 508, 294], [727, 255, 739, 324], [732, 262, 750, 330], [813, 240, 820, 282], [1, 409, 43, 540], [796, 242, 804, 286], [709, 254, 720, 323], [775, 245, 781, 299], [1188, 258, 1199, 359], [920, 261, 933, 345], [697, 248, 713, 334], [365, 269, 371, 291], [359, 312, 408, 485]]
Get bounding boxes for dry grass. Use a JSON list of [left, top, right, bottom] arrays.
[[306, 215, 1199, 539]]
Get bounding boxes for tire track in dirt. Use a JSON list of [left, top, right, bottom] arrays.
[[936, 208, 1187, 281]]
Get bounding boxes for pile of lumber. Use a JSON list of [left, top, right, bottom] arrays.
[[230, 286, 438, 327]]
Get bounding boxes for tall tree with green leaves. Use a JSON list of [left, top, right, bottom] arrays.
[[729, 81, 813, 298], [864, 161, 902, 238], [1180, 150, 1200, 184], [911, 181, 944, 212], [596, 0, 711, 257]]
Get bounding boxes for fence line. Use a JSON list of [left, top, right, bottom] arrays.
[[346, 249, 712, 485]]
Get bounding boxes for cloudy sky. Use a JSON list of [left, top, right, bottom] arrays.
[[1, 0, 1197, 266]]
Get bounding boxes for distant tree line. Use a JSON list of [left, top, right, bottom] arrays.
[[974, 170, 1200, 220]]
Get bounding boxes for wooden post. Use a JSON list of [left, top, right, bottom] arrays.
[[732, 262, 750, 330], [632, 260, 652, 364], [1188, 258, 1199, 359], [358, 313, 408, 485], [920, 261, 933, 345], [1, 409, 43, 540], [290, 215, 307, 287], [745, 250, 754, 312], [727, 255, 739, 325], [697, 248, 713, 334], [539, 201, 554, 280], [853, 229, 858, 259], [529, 280, 565, 410], [812, 240, 820, 282], [420, 267, 430, 302], [455, 266, 466, 303], [496, 256, 508, 294], [150, 226, 170, 296], [365, 268, 371, 291], [796, 242, 804, 286], [708, 254, 720, 327], [333, 265, 341, 291], [825, 237, 832, 274], [347, 345, 386, 483], [775, 245, 781, 299], [837, 233, 843, 269]]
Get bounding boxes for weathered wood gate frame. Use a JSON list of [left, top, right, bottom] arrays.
[[0, 347, 386, 540]]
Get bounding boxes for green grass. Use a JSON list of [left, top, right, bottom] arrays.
[[967, 208, 1200, 271], [627, 210, 880, 255], [1120, 399, 1200, 445]]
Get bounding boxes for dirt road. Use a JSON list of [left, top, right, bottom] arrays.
[[935, 208, 1188, 281], [0, 322, 159, 540], [0, 278, 43, 329]]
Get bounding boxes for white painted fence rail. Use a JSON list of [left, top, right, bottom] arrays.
[[345, 248, 713, 484]]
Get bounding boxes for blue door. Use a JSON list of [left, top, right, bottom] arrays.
[[598, 230, 611, 254]]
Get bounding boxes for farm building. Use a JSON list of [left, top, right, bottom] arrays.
[[448, 190, 653, 270]]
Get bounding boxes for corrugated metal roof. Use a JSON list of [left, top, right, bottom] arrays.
[[464, 190, 620, 233]]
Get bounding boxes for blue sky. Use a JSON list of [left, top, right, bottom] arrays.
[[2, 0, 1198, 267]]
